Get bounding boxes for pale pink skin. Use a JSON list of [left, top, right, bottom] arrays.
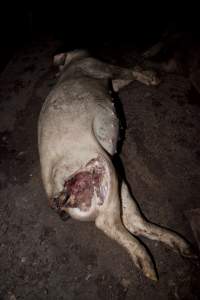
[[38, 50, 195, 281]]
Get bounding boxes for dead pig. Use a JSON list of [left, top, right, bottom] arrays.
[[38, 50, 195, 281]]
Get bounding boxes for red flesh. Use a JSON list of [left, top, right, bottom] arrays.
[[64, 166, 104, 211]]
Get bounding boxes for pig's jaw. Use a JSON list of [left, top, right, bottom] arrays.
[[51, 156, 110, 221]]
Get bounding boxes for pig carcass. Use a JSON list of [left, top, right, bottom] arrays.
[[38, 50, 194, 281]]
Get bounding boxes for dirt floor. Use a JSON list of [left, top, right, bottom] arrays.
[[0, 36, 200, 300]]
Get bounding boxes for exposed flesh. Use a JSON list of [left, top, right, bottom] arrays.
[[52, 159, 106, 212]]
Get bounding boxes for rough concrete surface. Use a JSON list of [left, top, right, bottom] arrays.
[[0, 37, 200, 300]]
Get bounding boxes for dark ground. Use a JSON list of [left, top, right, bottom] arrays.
[[0, 33, 200, 300]]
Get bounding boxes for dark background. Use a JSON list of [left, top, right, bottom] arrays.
[[0, 3, 199, 55]]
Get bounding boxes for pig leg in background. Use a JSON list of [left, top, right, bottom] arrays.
[[142, 32, 183, 59], [121, 181, 195, 258], [143, 41, 164, 59]]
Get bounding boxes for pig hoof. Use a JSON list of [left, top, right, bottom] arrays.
[[181, 245, 199, 259], [145, 269, 158, 282], [170, 238, 198, 259], [135, 256, 158, 281]]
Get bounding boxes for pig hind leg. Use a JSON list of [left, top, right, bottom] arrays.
[[96, 212, 158, 280], [121, 181, 195, 258], [94, 158, 158, 281]]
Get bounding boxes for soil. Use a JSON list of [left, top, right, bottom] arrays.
[[0, 36, 200, 300]]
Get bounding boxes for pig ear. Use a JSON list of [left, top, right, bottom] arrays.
[[53, 53, 67, 66]]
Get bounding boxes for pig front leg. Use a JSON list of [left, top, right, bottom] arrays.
[[111, 66, 160, 92], [109, 65, 161, 90], [79, 58, 160, 87], [121, 182, 195, 258], [142, 41, 164, 59], [106, 62, 160, 86]]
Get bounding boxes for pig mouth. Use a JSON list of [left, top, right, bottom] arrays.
[[52, 158, 108, 214]]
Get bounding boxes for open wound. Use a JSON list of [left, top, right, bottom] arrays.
[[53, 158, 108, 212]]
